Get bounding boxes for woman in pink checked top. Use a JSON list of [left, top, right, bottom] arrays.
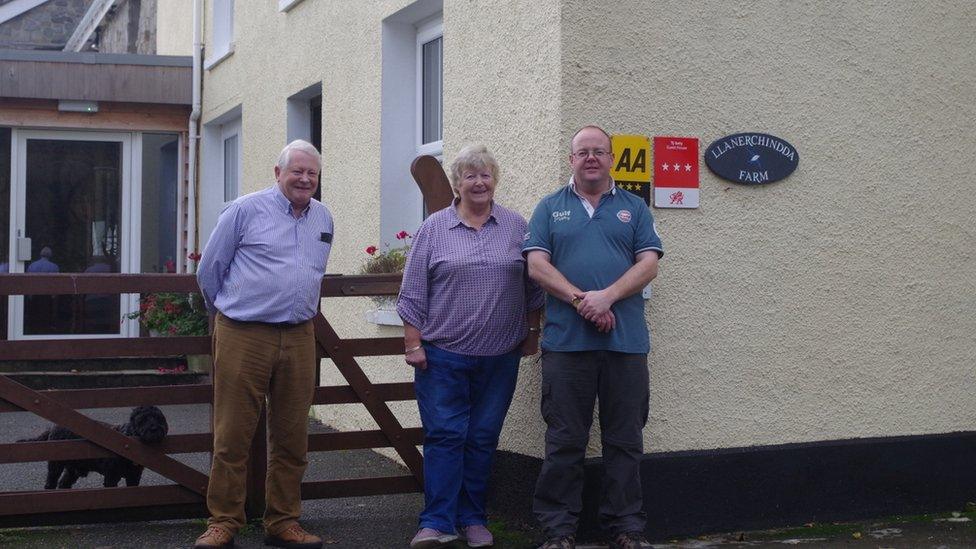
[[397, 144, 545, 549]]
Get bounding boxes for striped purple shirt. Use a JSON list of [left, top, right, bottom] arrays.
[[197, 185, 333, 323], [397, 201, 545, 356]]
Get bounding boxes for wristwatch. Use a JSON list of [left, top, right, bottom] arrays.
[[571, 297, 582, 309]]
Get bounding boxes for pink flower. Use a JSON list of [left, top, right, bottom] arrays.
[[365, 246, 378, 255], [187, 251, 202, 262], [395, 231, 410, 240]]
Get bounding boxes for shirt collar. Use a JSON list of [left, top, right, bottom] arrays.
[[568, 176, 617, 198], [271, 184, 310, 217], [448, 198, 498, 229]]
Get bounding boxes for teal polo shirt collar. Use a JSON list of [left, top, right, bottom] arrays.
[[568, 176, 617, 218]]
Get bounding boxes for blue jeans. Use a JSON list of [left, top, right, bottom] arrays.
[[414, 343, 521, 533]]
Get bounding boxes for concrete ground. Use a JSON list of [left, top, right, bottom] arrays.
[[1, 404, 974, 548]]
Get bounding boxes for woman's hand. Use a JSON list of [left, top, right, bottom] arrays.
[[405, 346, 427, 369]]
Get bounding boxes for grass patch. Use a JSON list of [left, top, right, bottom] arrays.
[[487, 518, 535, 548], [0, 530, 30, 544], [751, 508, 976, 542], [755, 521, 859, 540], [888, 509, 976, 524]]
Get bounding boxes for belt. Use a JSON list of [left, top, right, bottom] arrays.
[[221, 314, 309, 329]]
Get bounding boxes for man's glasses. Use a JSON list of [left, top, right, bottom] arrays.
[[572, 149, 609, 160]]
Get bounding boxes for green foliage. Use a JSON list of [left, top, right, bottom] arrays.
[[359, 230, 412, 275], [125, 292, 209, 336]]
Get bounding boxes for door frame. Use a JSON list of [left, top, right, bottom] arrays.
[[7, 128, 139, 340]]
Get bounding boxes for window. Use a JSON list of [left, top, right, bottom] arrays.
[[140, 133, 180, 274], [380, 2, 442, 243], [205, 0, 234, 69], [200, 106, 242, 245], [286, 83, 323, 200], [416, 17, 443, 158], [222, 133, 239, 202]]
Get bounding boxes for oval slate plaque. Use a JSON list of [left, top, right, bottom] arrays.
[[704, 133, 799, 185]]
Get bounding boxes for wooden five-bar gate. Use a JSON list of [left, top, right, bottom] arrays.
[[0, 153, 454, 528], [0, 271, 421, 527]]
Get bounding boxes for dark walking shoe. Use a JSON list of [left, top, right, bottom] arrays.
[[194, 525, 234, 548], [263, 523, 323, 549], [538, 534, 575, 549], [609, 531, 652, 549]]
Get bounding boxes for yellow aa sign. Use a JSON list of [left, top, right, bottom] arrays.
[[610, 134, 651, 183]]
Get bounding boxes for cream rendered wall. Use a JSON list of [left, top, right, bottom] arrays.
[[197, 0, 976, 462], [156, 0, 193, 56], [557, 0, 976, 454], [441, 0, 563, 458], [199, 0, 430, 450]]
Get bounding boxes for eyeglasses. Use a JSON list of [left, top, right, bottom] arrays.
[[572, 149, 609, 160]]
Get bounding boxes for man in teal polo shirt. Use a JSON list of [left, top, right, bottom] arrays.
[[523, 125, 663, 549]]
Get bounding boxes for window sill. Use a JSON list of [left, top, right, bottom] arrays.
[[365, 302, 403, 327], [278, 0, 304, 12], [204, 43, 235, 71]]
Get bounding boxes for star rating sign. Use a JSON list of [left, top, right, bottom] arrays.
[[653, 136, 699, 209]]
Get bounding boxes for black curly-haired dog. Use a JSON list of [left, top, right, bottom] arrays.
[[18, 406, 168, 489]]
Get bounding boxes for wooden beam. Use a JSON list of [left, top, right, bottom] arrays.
[[0, 99, 190, 132], [63, 0, 115, 52], [0, 0, 49, 26]]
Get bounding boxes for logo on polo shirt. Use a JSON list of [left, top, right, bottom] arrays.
[[617, 210, 632, 223], [552, 210, 571, 222], [523, 232, 530, 241]]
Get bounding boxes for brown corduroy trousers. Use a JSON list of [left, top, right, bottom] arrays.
[[206, 313, 317, 535]]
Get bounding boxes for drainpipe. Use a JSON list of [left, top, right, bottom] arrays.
[[186, 0, 202, 273]]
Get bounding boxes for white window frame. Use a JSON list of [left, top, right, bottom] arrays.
[[200, 106, 242, 246], [415, 16, 443, 159], [8, 129, 140, 340], [220, 120, 241, 203], [286, 82, 323, 145], [205, 0, 235, 70]]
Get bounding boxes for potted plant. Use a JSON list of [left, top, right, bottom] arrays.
[[360, 230, 410, 326], [126, 292, 209, 337]]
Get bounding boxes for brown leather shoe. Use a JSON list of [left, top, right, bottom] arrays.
[[194, 525, 234, 548], [264, 523, 323, 549]]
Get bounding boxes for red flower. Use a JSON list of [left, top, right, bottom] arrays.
[[365, 246, 378, 255], [168, 325, 178, 335], [395, 231, 410, 240], [187, 251, 202, 262]]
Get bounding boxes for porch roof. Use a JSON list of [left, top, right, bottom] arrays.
[[0, 50, 192, 105]]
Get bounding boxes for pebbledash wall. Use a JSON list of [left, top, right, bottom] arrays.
[[191, 0, 976, 539]]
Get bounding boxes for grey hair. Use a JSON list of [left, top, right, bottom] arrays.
[[449, 144, 500, 190], [276, 139, 321, 171]]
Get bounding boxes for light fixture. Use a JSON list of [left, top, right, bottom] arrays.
[[58, 100, 99, 113]]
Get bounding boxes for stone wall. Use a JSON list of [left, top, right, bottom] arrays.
[[0, 0, 92, 50], [97, 0, 157, 54]]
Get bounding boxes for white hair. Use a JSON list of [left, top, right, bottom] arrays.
[[276, 140, 321, 171]]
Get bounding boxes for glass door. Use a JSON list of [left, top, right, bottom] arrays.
[[9, 130, 133, 339]]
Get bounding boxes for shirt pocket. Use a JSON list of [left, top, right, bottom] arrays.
[[310, 241, 331, 273]]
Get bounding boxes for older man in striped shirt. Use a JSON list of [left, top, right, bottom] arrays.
[[194, 140, 331, 549]]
